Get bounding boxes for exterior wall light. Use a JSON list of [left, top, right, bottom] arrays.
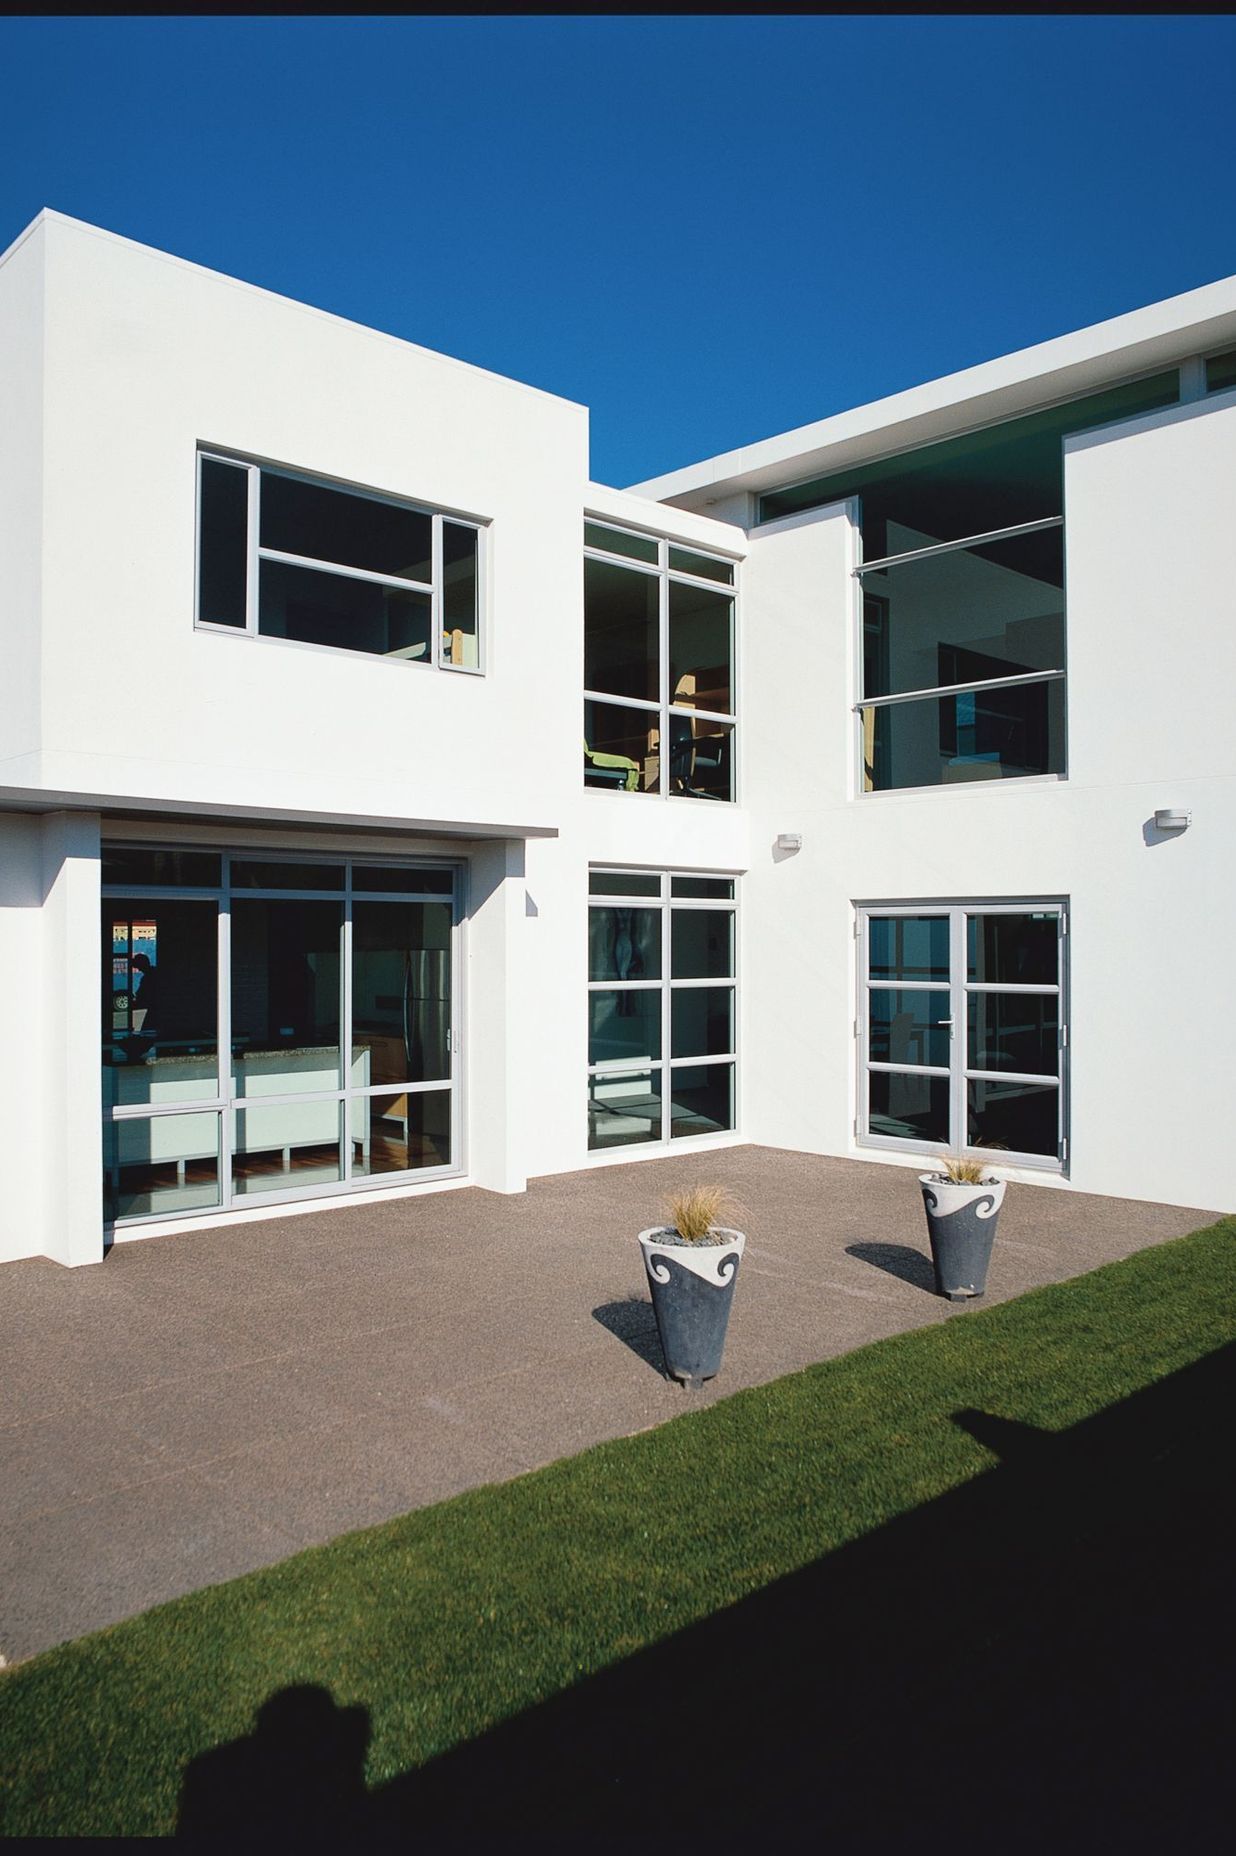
[[775, 833, 803, 852], [1153, 809, 1191, 832]]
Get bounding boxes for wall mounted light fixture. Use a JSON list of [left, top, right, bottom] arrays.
[[775, 832, 802, 852], [1153, 809, 1191, 832]]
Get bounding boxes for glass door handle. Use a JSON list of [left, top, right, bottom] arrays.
[[935, 1017, 955, 1028]]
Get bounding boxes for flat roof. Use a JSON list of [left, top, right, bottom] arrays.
[[628, 274, 1236, 513]]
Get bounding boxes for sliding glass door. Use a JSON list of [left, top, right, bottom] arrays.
[[102, 850, 459, 1224]]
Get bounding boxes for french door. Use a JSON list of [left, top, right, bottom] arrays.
[[857, 902, 1067, 1168], [102, 850, 461, 1224]]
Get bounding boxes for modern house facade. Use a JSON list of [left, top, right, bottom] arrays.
[[1, 209, 1233, 1268]]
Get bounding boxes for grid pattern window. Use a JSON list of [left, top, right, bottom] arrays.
[[196, 453, 484, 672], [857, 903, 1067, 1168], [102, 847, 460, 1224], [584, 522, 736, 801], [588, 871, 737, 1150]]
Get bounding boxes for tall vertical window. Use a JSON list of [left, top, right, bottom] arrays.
[[858, 903, 1067, 1167], [587, 870, 737, 1149], [196, 453, 484, 671], [583, 522, 736, 801]]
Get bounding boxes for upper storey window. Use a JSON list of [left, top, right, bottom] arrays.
[[758, 371, 1180, 794], [196, 454, 483, 671], [583, 521, 737, 801]]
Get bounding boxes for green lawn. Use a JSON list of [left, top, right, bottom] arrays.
[[3, 1217, 1234, 1839]]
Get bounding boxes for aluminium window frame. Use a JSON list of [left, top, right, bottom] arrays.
[[583, 518, 740, 804], [855, 899, 1068, 1172], [194, 449, 488, 675], [586, 868, 740, 1152], [102, 844, 467, 1228]]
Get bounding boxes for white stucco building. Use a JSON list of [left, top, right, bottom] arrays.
[[2, 208, 1233, 1267]]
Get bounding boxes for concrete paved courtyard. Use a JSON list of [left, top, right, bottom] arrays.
[[0, 1146, 1215, 1663]]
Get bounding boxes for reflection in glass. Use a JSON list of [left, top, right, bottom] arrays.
[[584, 558, 658, 702], [868, 1070, 949, 1143], [668, 1063, 734, 1137], [588, 907, 661, 983], [671, 986, 734, 1059], [968, 1078, 1059, 1156], [352, 1089, 451, 1176], [259, 560, 433, 661], [102, 901, 219, 1107], [102, 847, 222, 888], [862, 677, 1064, 791], [671, 909, 734, 980], [868, 916, 949, 982], [198, 459, 249, 629], [588, 990, 661, 1067], [230, 861, 344, 890], [352, 901, 451, 1085], [588, 1071, 662, 1150], [104, 1112, 221, 1221], [442, 523, 479, 668], [260, 469, 432, 581], [1206, 349, 1236, 394], [671, 877, 735, 900], [968, 992, 1059, 1075], [589, 871, 660, 897], [230, 899, 342, 1091], [669, 581, 733, 715], [232, 1101, 342, 1196], [868, 989, 951, 1067], [665, 716, 733, 801], [668, 547, 733, 585], [584, 522, 659, 564], [968, 913, 1058, 986], [584, 701, 657, 793]]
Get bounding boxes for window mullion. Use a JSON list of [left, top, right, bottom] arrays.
[[659, 554, 670, 801], [246, 463, 260, 635], [951, 908, 967, 1149], [431, 512, 444, 670]]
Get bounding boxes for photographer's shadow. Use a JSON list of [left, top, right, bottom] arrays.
[[177, 1684, 370, 1841]]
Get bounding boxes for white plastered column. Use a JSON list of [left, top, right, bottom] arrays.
[[464, 837, 530, 1195], [41, 811, 104, 1265]]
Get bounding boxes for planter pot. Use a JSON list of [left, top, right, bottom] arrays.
[[919, 1177, 1006, 1302], [638, 1226, 745, 1389]]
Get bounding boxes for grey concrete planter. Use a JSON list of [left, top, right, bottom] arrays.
[[919, 1177, 1006, 1301], [638, 1226, 745, 1389]]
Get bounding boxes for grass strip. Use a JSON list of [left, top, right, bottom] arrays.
[[2, 1216, 1233, 1837]]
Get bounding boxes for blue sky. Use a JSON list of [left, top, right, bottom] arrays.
[[3, 16, 1235, 485]]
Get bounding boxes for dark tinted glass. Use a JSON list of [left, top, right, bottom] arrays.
[[863, 678, 1065, 791], [584, 558, 658, 703], [260, 470, 432, 580], [968, 1078, 1058, 1156], [868, 988, 951, 1067], [868, 916, 949, 981], [968, 992, 1059, 1075], [230, 897, 342, 1082], [588, 1071, 662, 1150], [352, 866, 453, 894], [668, 1062, 734, 1137], [588, 990, 661, 1066], [671, 986, 734, 1059], [584, 522, 658, 563], [442, 523, 479, 668], [967, 913, 1058, 985], [230, 861, 344, 890], [668, 546, 733, 584], [102, 848, 221, 888], [352, 1089, 451, 1176], [589, 907, 662, 982], [198, 459, 249, 628], [1206, 349, 1236, 393], [868, 1070, 949, 1143], [671, 909, 734, 979], [665, 717, 734, 802], [584, 701, 657, 793], [259, 560, 432, 661], [352, 900, 451, 1084], [669, 580, 733, 715], [589, 871, 660, 896], [671, 877, 734, 899], [102, 900, 218, 1088]]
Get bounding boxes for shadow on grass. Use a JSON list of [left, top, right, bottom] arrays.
[[847, 1239, 938, 1293], [177, 1341, 1236, 1849], [592, 1294, 667, 1376]]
